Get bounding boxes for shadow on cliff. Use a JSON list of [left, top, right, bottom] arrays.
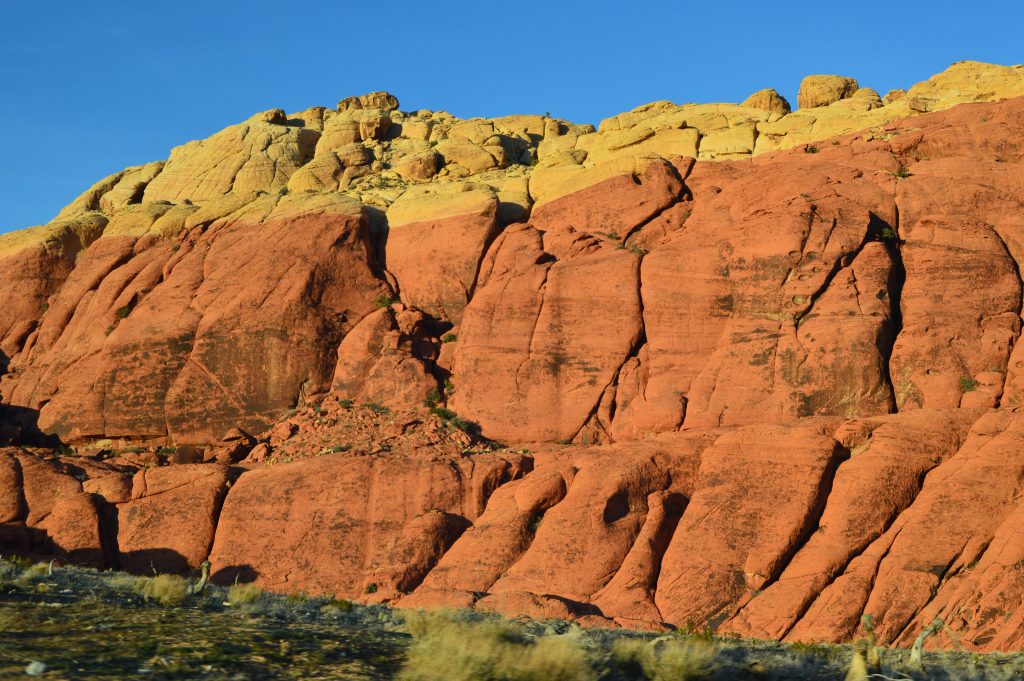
[[0, 403, 64, 448], [117, 549, 208, 576], [0, 352, 64, 448], [212, 564, 259, 585]]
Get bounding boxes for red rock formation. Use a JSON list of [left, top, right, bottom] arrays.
[[3, 194, 384, 444], [5, 78, 1024, 652]]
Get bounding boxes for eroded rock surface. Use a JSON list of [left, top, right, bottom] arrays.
[[3, 62, 1024, 651]]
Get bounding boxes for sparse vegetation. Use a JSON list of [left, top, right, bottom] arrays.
[[362, 402, 390, 414], [3, 558, 1024, 680], [399, 611, 595, 681], [135, 574, 188, 606], [114, 304, 132, 320], [429, 406, 480, 436], [804, 145, 819, 154], [960, 376, 980, 392], [429, 406, 457, 420], [424, 387, 442, 407], [322, 598, 354, 613], [441, 332, 458, 343], [227, 582, 263, 605], [878, 226, 897, 241], [893, 165, 913, 179], [374, 293, 396, 308], [610, 637, 716, 680]]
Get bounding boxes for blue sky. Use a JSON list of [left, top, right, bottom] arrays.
[[2, 1, 1022, 233]]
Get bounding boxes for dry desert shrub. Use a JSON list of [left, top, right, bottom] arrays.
[[398, 610, 596, 681], [135, 574, 188, 606], [227, 582, 263, 606], [610, 637, 716, 680]]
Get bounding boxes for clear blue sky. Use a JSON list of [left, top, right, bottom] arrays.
[[2, 0, 1022, 233]]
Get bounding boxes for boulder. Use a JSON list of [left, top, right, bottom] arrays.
[[117, 464, 230, 573], [797, 75, 860, 109], [37, 492, 105, 567], [742, 88, 791, 115], [338, 91, 400, 112]]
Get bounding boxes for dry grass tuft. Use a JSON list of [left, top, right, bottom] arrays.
[[15, 563, 50, 587], [398, 610, 596, 681], [610, 637, 717, 680], [136, 574, 188, 606], [107, 573, 144, 592], [227, 582, 264, 605]]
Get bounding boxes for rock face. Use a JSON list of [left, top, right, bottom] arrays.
[[4, 194, 384, 444], [5, 62, 1024, 652]]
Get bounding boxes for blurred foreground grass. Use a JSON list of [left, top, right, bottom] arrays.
[[2, 557, 1023, 680]]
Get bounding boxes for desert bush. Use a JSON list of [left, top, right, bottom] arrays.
[[227, 582, 263, 605], [423, 387, 442, 407], [136, 574, 188, 606], [960, 376, 980, 392], [399, 611, 596, 681], [107, 573, 144, 592], [429, 406, 481, 436], [13, 562, 52, 588], [0, 561, 18, 582], [610, 637, 716, 680], [322, 598, 354, 614]]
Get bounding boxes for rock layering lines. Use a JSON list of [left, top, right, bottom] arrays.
[[4, 61, 1024, 651]]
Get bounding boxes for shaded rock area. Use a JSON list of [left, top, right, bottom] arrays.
[[5, 61, 1024, 652]]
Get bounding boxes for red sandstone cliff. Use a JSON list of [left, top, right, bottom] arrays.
[[4, 61, 1024, 651]]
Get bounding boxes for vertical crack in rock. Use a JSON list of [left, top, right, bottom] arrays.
[[466, 222, 509, 303], [359, 461, 383, 578], [774, 441, 945, 641], [477, 467, 577, 595], [756, 442, 848, 594], [793, 216, 871, 329], [513, 264, 552, 393], [889, 540, 972, 645], [200, 469, 236, 563], [570, 249, 647, 442], [875, 209, 906, 413], [988, 224, 1024, 405], [621, 163, 692, 246]]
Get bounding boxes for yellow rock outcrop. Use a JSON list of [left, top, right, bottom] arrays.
[[6, 61, 1024, 270]]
